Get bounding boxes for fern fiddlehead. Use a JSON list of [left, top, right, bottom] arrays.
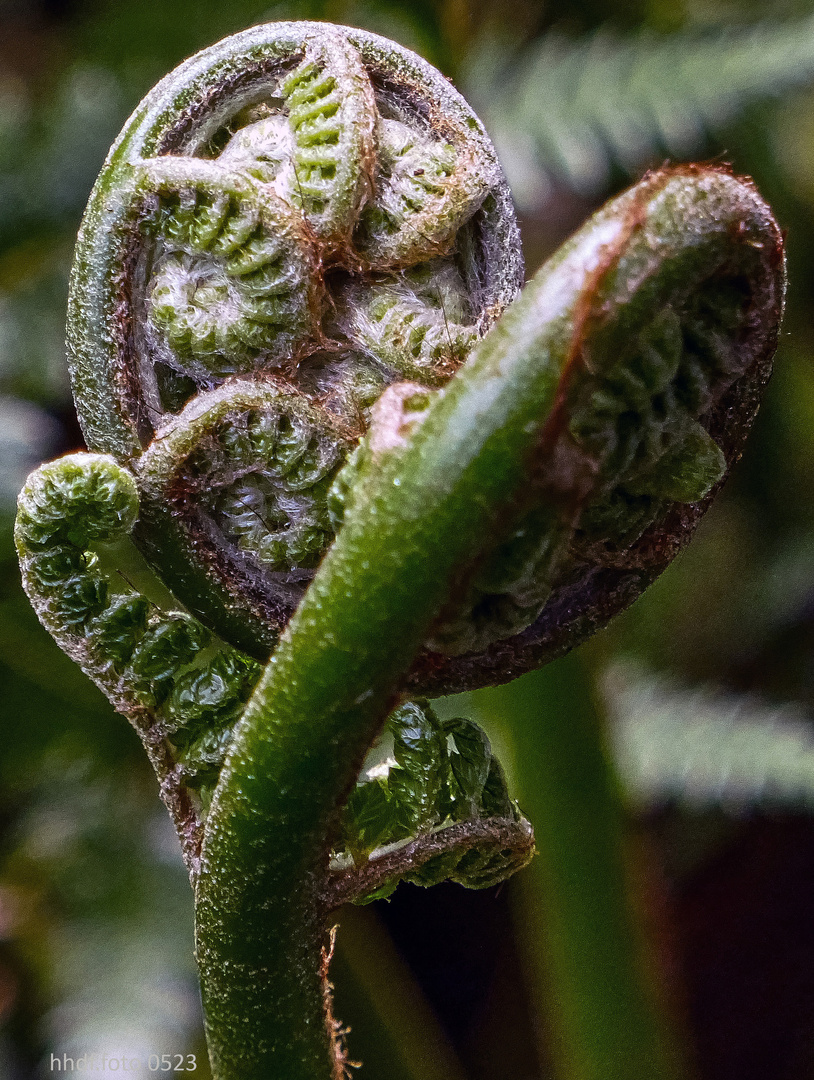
[[65, 21, 519, 664], [16, 21, 784, 1080]]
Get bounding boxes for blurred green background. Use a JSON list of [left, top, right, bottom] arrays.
[[5, 0, 814, 1077]]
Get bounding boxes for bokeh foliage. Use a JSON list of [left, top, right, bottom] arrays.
[[4, 1, 814, 1077]]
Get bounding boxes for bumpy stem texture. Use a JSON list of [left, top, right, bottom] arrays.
[[197, 166, 783, 1076], [17, 20, 786, 1080]]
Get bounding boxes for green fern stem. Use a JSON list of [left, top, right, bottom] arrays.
[[196, 164, 782, 1079]]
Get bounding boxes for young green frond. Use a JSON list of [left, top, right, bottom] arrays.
[[66, 23, 520, 660], [329, 700, 533, 905]]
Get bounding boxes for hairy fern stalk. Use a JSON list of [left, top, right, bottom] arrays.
[[15, 21, 785, 1080]]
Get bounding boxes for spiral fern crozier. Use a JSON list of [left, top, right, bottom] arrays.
[[66, 22, 521, 665], [17, 20, 785, 1080]]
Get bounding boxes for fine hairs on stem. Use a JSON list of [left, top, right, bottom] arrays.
[[16, 21, 784, 1080]]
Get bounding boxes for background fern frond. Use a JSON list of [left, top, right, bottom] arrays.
[[607, 663, 814, 814], [466, 18, 814, 206]]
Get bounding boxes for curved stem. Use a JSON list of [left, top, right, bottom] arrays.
[[193, 166, 738, 1079], [194, 184, 591, 1079]]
